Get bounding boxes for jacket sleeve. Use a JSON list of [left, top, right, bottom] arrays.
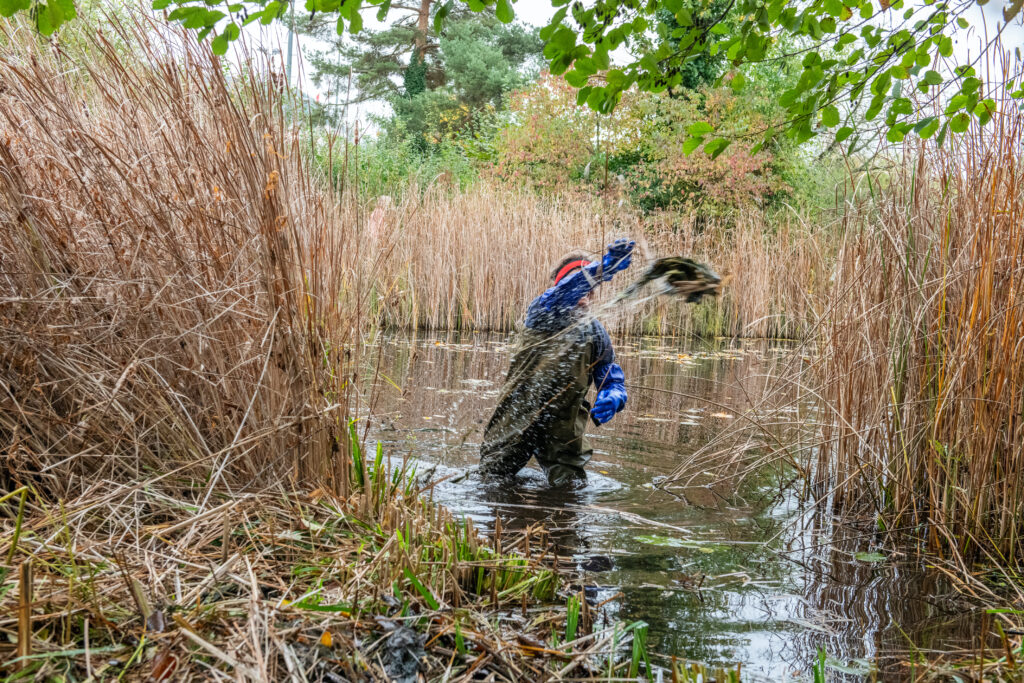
[[589, 323, 627, 423], [592, 359, 626, 392], [525, 268, 599, 330], [589, 322, 626, 393]]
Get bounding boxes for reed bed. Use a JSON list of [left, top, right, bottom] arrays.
[[363, 185, 832, 338], [0, 16, 731, 681], [0, 426, 634, 681], [816, 95, 1024, 566], [0, 424, 702, 680], [0, 17, 362, 499]]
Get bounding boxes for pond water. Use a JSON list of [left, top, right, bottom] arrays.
[[362, 331, 990, 681]]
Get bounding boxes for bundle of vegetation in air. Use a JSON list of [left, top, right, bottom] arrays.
[[615, 257, 724, 303]]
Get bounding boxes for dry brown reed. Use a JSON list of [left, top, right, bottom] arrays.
[[816, 87, 1024, 566], [364, 184, 831, 338], [0, 15, 555, 681], [0, 472, 579, 680], [0, 17, 676, 681], [0, 17, 362, 501]]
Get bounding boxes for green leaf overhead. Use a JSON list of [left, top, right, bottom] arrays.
[[523, 0, 1007, 145], [495, 0, 513, 23], [686, 121, 713, 136], [0, 0, 993, 147], [0, 0, 31, 17]]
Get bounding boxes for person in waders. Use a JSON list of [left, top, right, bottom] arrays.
[[479, 239, 635, 487]]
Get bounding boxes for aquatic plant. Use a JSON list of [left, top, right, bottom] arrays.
[[628, 620, 651, 678], [566, 592, 581, 643], [816, 49, 1024, 570], [670, 657, 743, 682], [0, 14, 364, 499], [363, 183, 831, 338], [812, 646, 827, 683]]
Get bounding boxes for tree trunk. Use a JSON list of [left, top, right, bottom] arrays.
[[414, 0, 432, 62]]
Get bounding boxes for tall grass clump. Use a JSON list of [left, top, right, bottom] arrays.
[[365, 183, 831, 337], [0, 17, 364, 502], [0, 17, 597, 681], [817, 87, 1024, 565]]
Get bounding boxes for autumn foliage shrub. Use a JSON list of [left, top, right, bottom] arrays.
[[490, 74, 597, 191], [491, 72, 798, 215], [607, 86, 785, 214]]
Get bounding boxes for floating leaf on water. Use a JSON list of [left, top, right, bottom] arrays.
[[853, 551, 886, 563], [635, 535, 725, 553], [826, 657, 874, 675], [635, 534, 689, 547]]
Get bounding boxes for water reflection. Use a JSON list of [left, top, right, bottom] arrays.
[[478, 473, 593, 558], [364, 331, 995, 680]]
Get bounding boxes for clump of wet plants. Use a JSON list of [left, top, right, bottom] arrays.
[[615, 257, 724, 304], [1, 430, 738, 681]]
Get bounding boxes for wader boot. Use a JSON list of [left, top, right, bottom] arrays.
[[479, 317, 600, 487]]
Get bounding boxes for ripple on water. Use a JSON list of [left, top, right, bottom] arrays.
[[365, 332, 994, 680]]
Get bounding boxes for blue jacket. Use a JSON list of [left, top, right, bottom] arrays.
[[523, 269, 627, 397]]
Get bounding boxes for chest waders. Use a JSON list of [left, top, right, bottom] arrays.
[[479, 318, 598, 487]]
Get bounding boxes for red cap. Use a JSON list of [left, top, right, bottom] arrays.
[[554, 259, 590, 285]]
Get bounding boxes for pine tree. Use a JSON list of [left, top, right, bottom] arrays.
[[295, 4, 539, 108]]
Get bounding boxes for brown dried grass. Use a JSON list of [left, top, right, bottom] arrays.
[[0, 18, 363, 501], [366, 185, 831, 338], [817, 82, 1024, 566]]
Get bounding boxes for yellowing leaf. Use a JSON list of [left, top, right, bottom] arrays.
[[320, 630, 333, 647]]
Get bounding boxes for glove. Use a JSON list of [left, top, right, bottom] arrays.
[[590, 385, 627, 425], [598, 239, 635, 281]]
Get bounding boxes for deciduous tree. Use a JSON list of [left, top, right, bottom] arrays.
[[9, 0, 1022, 150]]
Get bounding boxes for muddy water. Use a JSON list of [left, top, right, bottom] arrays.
[[363, 331, 989, 681]]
